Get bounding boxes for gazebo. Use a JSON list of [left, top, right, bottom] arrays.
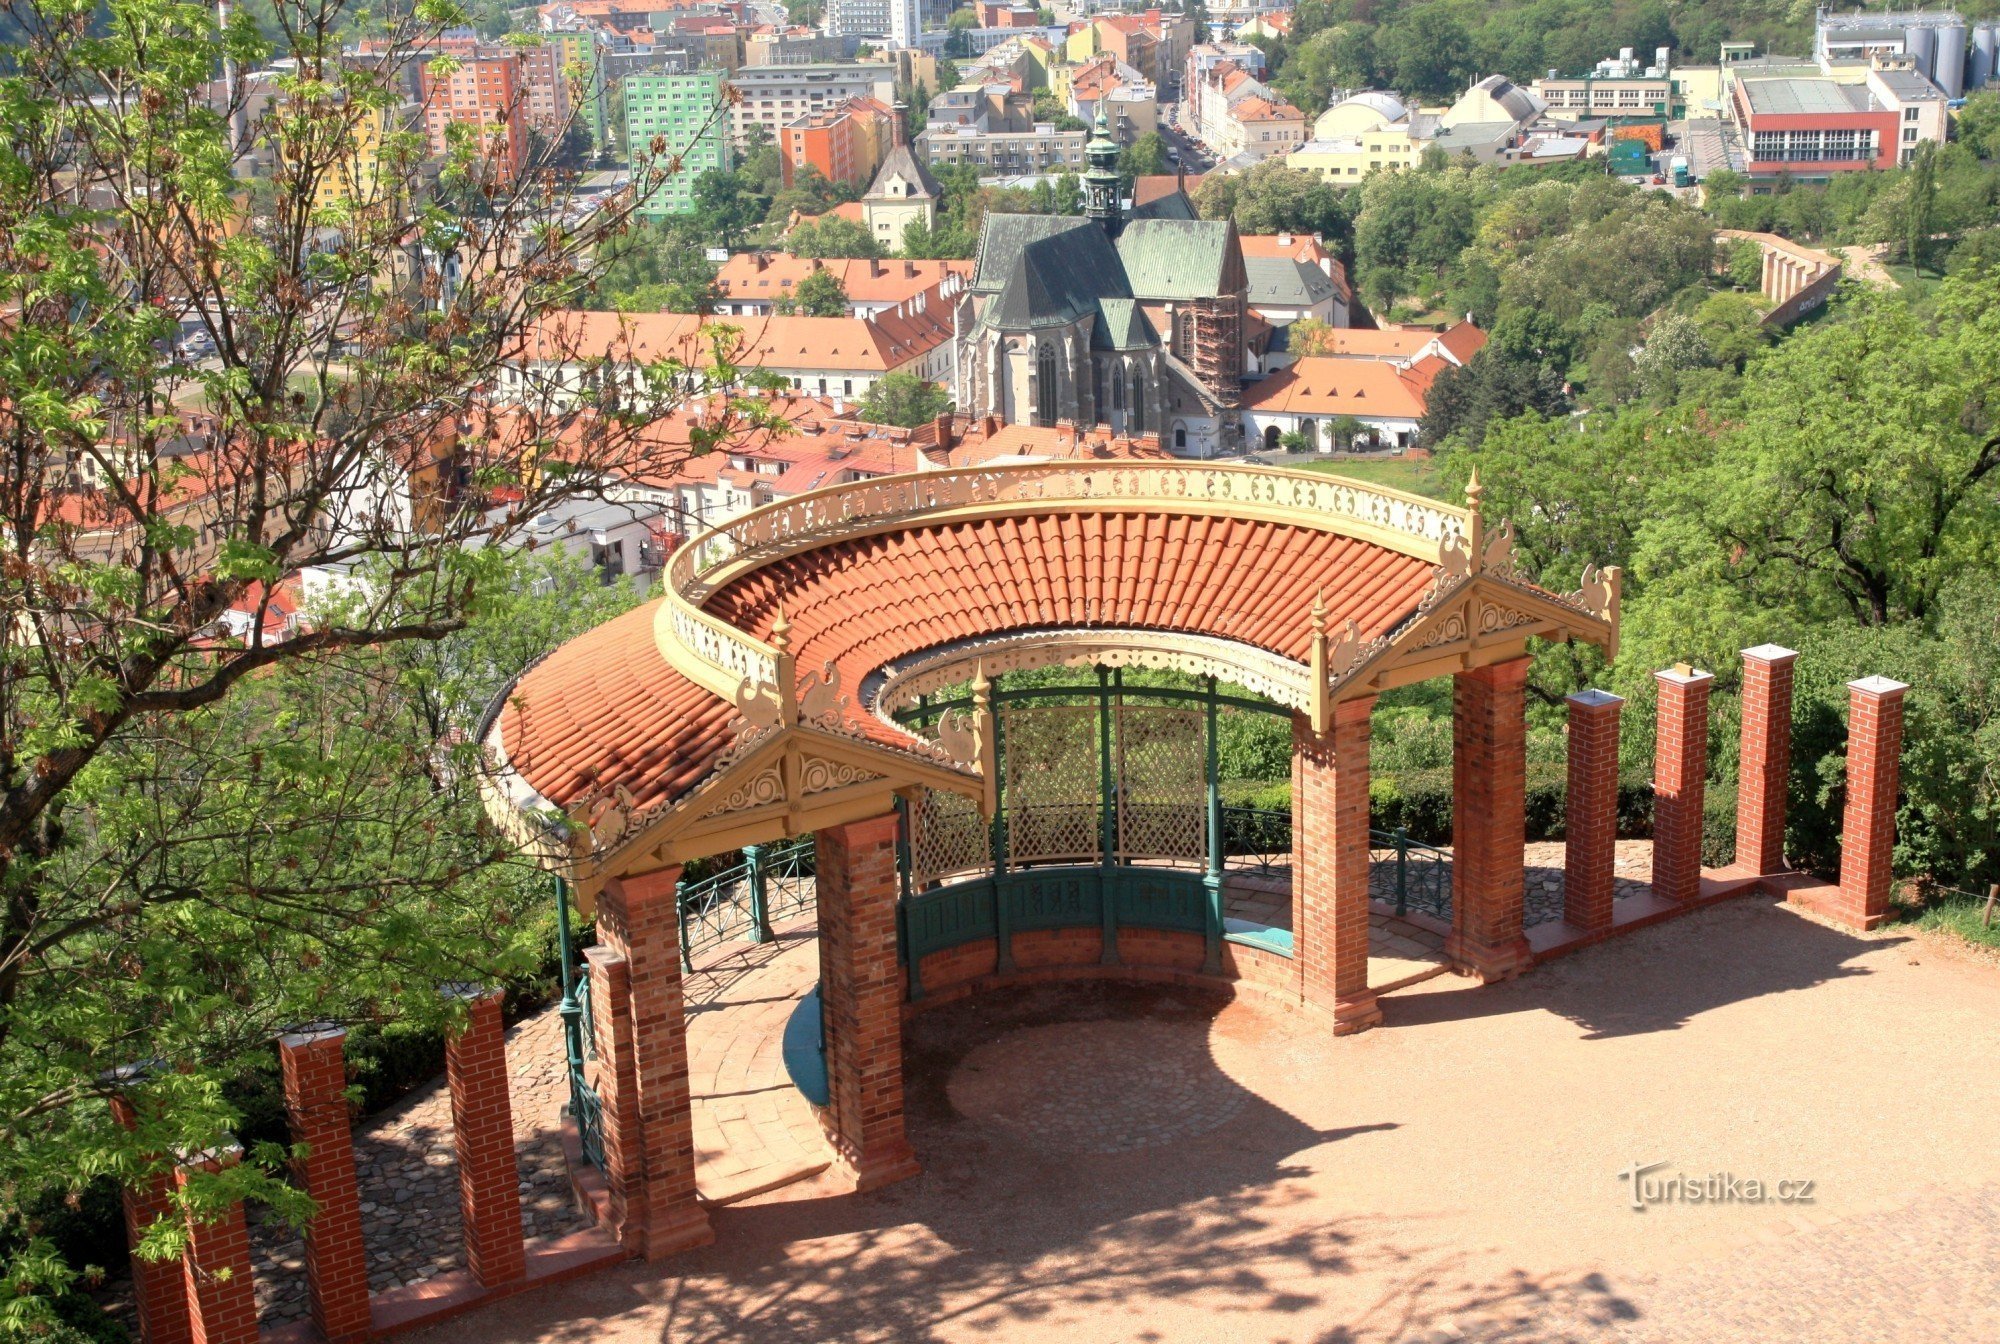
[[479, 461, 1624, 1257]]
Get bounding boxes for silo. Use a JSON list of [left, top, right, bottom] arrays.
[[1974, 25, 1999, 90], [1938, 22, 1968, 97], [1907, 24, 1936, 83]]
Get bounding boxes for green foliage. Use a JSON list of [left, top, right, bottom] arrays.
[[594, 218, 719, 313], [1197, 158, 1352, 239], [775, 266, 850, 316], [858, 372, 952, 428], [1119, 131, 1169, 180], [787, 214, 884, 260]]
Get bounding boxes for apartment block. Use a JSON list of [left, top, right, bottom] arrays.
[[625, 70, 733, 215]]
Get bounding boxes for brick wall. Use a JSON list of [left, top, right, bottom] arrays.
[[1447, 659, 1534, 981], [108, 1095, 192, 1344], [1293, 700, 1381, 1033], [1834, 677, 1907, 930], [596, 868, 713, 1259], [1736, 645, 1799, 876], [444, 991, 525, 1287], [175, 1156, 258, 1344], [277, 1028, 372, 1339], [1651, 665, 1713, 903], [1563, 690, 1624, 933], [815, 815, 921, 1191]]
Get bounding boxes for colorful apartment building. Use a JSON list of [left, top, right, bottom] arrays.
[[420, 49, 529, 183], [780, 97, 894, 189], [624, 71, 733, 216], [1729, 64, 1947, 181]]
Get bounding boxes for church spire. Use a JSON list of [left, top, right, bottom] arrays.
[[1083, 104, 1122, 238]]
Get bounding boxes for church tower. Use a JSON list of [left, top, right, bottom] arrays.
[[1083, 106, 1123, 239]]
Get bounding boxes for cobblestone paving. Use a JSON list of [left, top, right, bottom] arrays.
[[249, 1009, 586, 1326]]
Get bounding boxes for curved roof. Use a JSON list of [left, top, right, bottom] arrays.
[[498, 510, 1433, 818], [1340, 90, 1409, 123], [483, 461, 1620, 878]]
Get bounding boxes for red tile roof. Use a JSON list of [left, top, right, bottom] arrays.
[[1239, 357, 1435, 420], [704, 514, 1434, 718], [499, 502, 1436, 814]]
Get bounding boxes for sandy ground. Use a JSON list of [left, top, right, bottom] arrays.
[[410, 896, 2000, 1344]]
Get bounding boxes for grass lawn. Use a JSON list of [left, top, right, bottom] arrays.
[[1883, 261, 1947, 303], [1912, 890, 2000, 952], [1293, 454, 1451, 500]]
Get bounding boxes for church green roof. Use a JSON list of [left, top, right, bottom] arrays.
[[1114, 219, 1237, 301]]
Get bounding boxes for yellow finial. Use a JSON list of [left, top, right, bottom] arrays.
[[1465, 466, 1484, 512], [769, 604, 791, 653], [1310, 589, 1328, 633]]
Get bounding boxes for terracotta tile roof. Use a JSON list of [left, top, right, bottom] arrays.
[[1435, 321, 1489, 363], [498, 602, 741, 813], [1239, 357, 1434, 420], [704, 512, 1436, 711], [500, 497, 1437, 814], [1233, 96, 1304, 123], [517, 301, 956, 372], [715, 254, 974, 305], [1131, 173, 1202, 205], [1238, 233, 1331, 265]]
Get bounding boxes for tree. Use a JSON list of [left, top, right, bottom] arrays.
[[1692, 291, 1772, 372], [595, 219, 720, 313], [1635, 277, 2000, 634], [1327, 415, 1366, 452], [0, 0, 778, 1320], [1954, 89, 2000, 160], [1288, 317, 1338, 356], [1119, 131, 1170, 181], [1905, 140, 1940, 274], [787, 214, 885, 259], [694, 167, 768, 250], [1417, 349, 1567, 446], [1378, 8, 1473, 101], [1725, 237, 1765, 291], [902, 214, 976, 259], [1632, 311, 1712, 400], [1203, 158, 1350, 239], [858, 372, 953, 427], [777, 267, 851, 316]]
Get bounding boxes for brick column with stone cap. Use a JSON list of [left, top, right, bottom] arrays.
[[1293, 700, 1380, 1033], [582, 945, 640, 1244], [1651, 664, 1713, 904], [276, 1026, 371, 1340], [443, 987, 526, 1287], [595, 868, 713, 1259], [1735, 645, 1799, 877], [1835, 676, 1908, 930], [1564, 689, 1624, 933], [107, 1086, 192, 1344], [175, 1151, 258, 1344], [1447, 657, 1535, 981], [815, 813, 921, 1190]]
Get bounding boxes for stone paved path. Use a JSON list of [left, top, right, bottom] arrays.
[[250, 1009, 587, 1326]]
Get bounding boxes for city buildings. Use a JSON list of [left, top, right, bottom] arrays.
[[712, 255, 973, 317], [1186, 51, 1306, 165], [917, 122, 1088, 173], [420, 47, 529, 182], [727, 64, 897, 147], [624, 71, 732, 216], [780, 97, 894, 188], [860, 132, 943, 248], [1729, 63, 1947, 180]]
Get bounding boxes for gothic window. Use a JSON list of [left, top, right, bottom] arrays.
[[1036, 343, 1057, 424], [1176, 310, 1196, 361], [1174, 425, 1186, 450], [1111, 364, 1124, 412], [1130, 366, 1144, 433]]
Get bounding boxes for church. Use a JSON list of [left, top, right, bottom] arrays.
[[955, 111, 1251, 458]]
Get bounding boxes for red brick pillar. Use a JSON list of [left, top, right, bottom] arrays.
[[595, 867, 713, 1259], [1447, 657, 1535, 981], [175, 1154, 258, 1344], [107, 1093, 192, 1344], [276, 1027, 371, 1340], [1650, 665, 1713, 904], [815, 814, 921, 1190], [1735, 644, 1799, 877], [443, 989, 525, 1287], [1835, 676, 1908, 931], [581, 947, 640, 1246], [1563, 689, 1624, 934], [1292, 701, 1380, 1034]]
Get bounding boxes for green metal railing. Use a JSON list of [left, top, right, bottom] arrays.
[[1372, 826, 1452, 922], [1221, 805, 1292, 877], [554, 876, 605, 1171], [678, 836, 819, 970]]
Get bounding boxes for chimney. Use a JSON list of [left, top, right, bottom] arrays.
[[1278, 232, 1292, 246], [869, 258, 882, 278], [753, 252, 767, 272], [933, 411, 955, 448], [904, 260, 917, 278], [892, 99, 908, 149]]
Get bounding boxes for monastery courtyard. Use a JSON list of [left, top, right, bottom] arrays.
[[412, 895, 2000, 1344]]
